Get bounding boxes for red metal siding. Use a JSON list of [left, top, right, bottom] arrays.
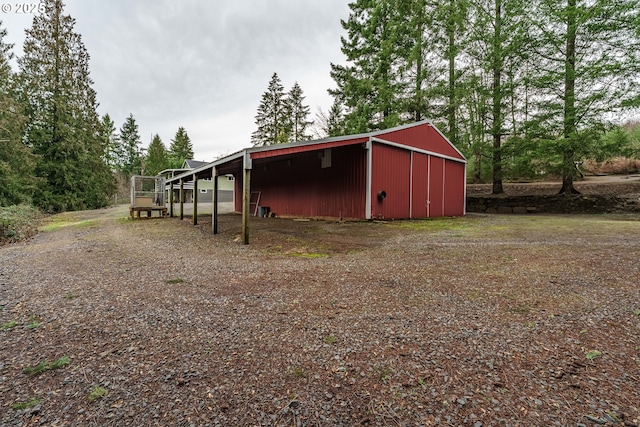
[[411, 152, 429, 218], [428, 156, 444, 217], [444, 160, 466, 216], [250, 144, 367, 219], [234, 171, 243, 212], [220, 123, 465, 220], [370, 143, 411, 219], [376, 124, 464, 160]]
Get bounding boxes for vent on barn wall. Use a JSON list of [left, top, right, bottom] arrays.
[[320, 148, 332, 168]]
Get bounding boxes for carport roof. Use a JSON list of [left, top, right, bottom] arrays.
[[163, 119, 463, 184]]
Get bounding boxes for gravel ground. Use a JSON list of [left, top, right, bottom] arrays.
[[1, 202, 639, 426]]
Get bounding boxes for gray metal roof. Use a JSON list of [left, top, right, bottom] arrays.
[[164, 120, 464, 185]]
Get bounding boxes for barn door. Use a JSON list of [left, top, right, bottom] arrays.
[[411, 153, 429, 218], [428, 156, 444, 217]]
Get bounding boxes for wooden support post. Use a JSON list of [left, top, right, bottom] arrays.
[[242, 162, 251, 245], [213, 169, 218, 235], [169, 183, 174, 217], [179, 178, 184, 220], [193, 174, 198, 225]]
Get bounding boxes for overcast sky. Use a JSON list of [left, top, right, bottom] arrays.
[[2, 0, 351, 161]]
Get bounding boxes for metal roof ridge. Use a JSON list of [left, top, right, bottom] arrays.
[[163, 120, 450, 183], [367, 119, 433, 137], [243, 120, 435, 154]]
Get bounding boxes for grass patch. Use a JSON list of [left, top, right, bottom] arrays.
[[25, 316, 40, 330], [88, 386, 108, 402], [323, 334, 337, 345], [1, 320, 19, 330], [289, 367, 307, 379], [11, 397, 42, 410], [40, 218, 99, 232], [116, 216, 131, 225], [263, 241, 331, 258], [64, 293, 79, 300], [392, 217, 472, 233], [165, 278, 186, 284], [23, 356, 69, 376], [508, 304, 531, 314], [377, 366, 394, 382], [633, 309, 640, 316], [0, 205, 41, 245], [585, 350, 602, 361], [478, 215, 640, 240], [289, 252, 328, 259]]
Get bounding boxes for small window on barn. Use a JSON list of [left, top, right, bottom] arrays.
[[226, 175, 234, 181], [200, 189, 208, 194], [321, 148, 332, 168]]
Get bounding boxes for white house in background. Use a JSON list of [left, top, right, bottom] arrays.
[[158, 160, 234, 204]]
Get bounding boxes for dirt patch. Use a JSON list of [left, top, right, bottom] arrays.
[[467, 174, 640, 197], [1, 194, 640, 426], [467, 175, 640, 214]]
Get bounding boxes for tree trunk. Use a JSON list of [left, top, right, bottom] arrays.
[[491, 0, 504, 194], [559, 0, 579, 195], [447, 0, 457, 146], [414, 31, 423, 122]]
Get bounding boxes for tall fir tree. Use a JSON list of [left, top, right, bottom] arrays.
[[326, 98, 346, 137], [118, 113, 142, 176], [252, 72, 290, 146], [330, 0, 406, 133], [18, 0, 114, 211], [325, 0, 640, 184], [402, 0, 444, 123], [311, 98, 346, 139], [0, 21, 38, 206], [100, 113, 122, 171], [529, 0, 640, 193], [439, 0, 469, 147], [287, 82, 313, 142], [466, 0, 530, 193], [169, 126, 194, 168], [145, 134, 169, 176]]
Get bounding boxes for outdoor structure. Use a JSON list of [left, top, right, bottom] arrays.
[[158, 160, 234, 204], [129, 175, 167, 219], [164, 120, 467, 243]]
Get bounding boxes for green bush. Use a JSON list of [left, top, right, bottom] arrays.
[[0, 205, 41, 246]]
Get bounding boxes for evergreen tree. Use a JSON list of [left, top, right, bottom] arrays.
[[312, 98, 345, 139], [0, 22, 37, 206], [252, 72, 290, 146], [169, 126, 194, 168], [118, 113, 142, 176], [529, 0, 640, 194], [466, 0, 530, 193], [287, 82, 313, 141], [330, 0, 406, 133], [100, 113, 122, 171], [18, 0, 114, 211], [427, 0, 470, 146], [324, 0, 639, 185], [325, 98, 345, 137], [402, 0, 442, 123], [145, 134, 169, 176]]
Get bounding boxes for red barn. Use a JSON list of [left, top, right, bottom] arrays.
[[165, 120, 466, 243]]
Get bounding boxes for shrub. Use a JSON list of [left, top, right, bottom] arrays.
[[0, 205, 41, 246]]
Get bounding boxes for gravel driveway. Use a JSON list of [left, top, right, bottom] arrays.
[[1, 206, 639, 426]]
